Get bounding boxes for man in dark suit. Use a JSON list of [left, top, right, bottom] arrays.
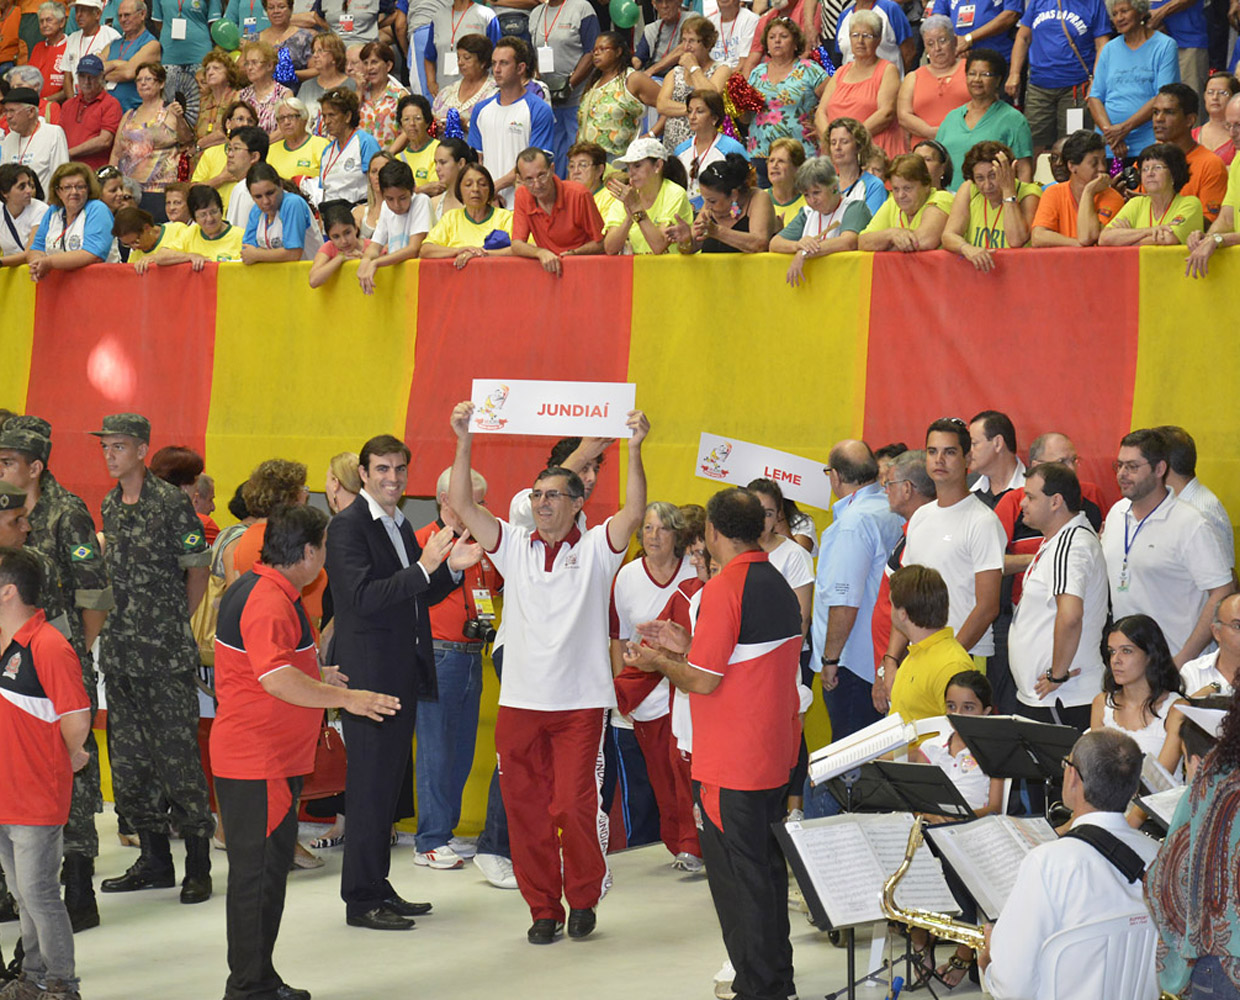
[[327, 434, 482, 930]]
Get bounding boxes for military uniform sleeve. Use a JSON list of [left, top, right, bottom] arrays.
[[58, 501, 114, 612], [170, 489, 212, 570]]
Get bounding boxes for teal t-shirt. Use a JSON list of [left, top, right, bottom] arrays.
[[224, 0, 271, 38], [154, 0, 221, 66], [935, 101, 1034, 191]]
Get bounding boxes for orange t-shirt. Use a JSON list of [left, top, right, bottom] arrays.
[[231, 521, 327, 626], [0, 7, 27, 63], [1184, 143, 1227, 223], [1031, 182, 1125, 239]]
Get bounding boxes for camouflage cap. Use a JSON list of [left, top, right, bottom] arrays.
[[0, 481, 27, 511], [90, 413, 151, 444], [0, 418, 52, 464]]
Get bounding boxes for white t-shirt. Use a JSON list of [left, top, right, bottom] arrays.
[[708, 6, 760, 66], [671, 584, 704, 752], [920, 731, 990, 810], [1, 126, 70, 196], [1009, 513, 1109, 709], [1180, 650, 1234, 697], [61, 26, 121, 80], [372, 193, 433, 252], [610, 555, 697, 723], [1, 199, 49, 254], [904, 493, 1006, 656], [486, 518, 626, 711], [1100, 488, 1232, 658], [226, 181, 254, 230]]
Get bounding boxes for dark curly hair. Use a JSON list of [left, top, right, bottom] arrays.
[[1102, 614, 1185, 720]]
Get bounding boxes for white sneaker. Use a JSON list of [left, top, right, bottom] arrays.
[[448, 836, 477, 859], [671, 852, 704, 873], [414, 846, 464, 870], [474, 852, 519, 889], [785, 808, 804, 824], [713, 959, 736, 1000]]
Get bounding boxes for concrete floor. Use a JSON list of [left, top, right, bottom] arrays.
[[60, 810, 987, 1000]]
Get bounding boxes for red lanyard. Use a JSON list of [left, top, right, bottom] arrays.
[[541, 1, 566, 45], [16, 124, 39, 165], [654, 12, 681, 58], [54, 210, 71, 251], [450, 3, 469, 43], [719, 15, 737, 54], [322, 132, 352, 176], [1148, 197, 1174, 228], [692, 134, 718, 174], [81, 28, 105, 57], [980, 197, 997, 248]]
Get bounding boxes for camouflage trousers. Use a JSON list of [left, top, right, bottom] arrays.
[[105, 671, 213, 838], [65, 650, 101, 858]]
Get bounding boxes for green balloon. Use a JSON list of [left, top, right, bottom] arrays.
[[210, 18, 241, 51], [609, 0, 639, 28]]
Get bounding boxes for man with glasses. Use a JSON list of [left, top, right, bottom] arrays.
[[1180, 593, 1240, 696], [511, 146, 604, 273], [810, 439, 903, 740], [102, 0, 160, 112], [1100, 428, 1233, 666], [1184, 92, 1240, 277], [446, 400, 649, 945], [0, 87, 69, 193], [980, 729, 1158, 1000]]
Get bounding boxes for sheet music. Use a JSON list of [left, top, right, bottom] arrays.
[[785, 821, 888, 928], [1140, 786, 1188, 828], [925, 815, 1053, 921], [858, 814, 961, 915], [1141, 754, 1182, 794]]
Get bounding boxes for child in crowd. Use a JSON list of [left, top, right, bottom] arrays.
[[355, 160, 432, 294], [309, 199, 365, 288]]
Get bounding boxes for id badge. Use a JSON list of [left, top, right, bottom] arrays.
[[443, 50, 459, 76], [243, 15, 257, 35], [339, 12, 354, 31], [171, 16, 188, 39], [1117, 564, 1130, 592], [472, 588, 495, 620], [537, 44, 554, 73]]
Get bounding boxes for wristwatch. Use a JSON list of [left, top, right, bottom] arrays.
[[1002, 196, 1018, 204], [821, 655, 840, 668], [964, 31, 973, 43], [1213, 233, 1225, 247], [631, 210, 647, 223], [1044, 669, 1069, 684]]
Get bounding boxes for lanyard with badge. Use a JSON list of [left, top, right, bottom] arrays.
[[537, 2, 567, 73], [339, 0, 354, 35], [170, 0, 191, 41], [243, 0, 258, 39], [441, 4, 469, 75], [1118, 491, 1168, 592]]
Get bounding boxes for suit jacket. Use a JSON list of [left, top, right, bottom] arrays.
[[325, 497, 458, 704]]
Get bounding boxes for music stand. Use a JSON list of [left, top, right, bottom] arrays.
[[825, 761, 977, 820], [947, 714, 1078, 822]]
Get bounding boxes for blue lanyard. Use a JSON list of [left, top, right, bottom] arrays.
[[1122, 490, 1168, 565]]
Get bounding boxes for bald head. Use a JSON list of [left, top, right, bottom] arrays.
[[1029, 432, 1078, 468], [828, 440, 879, 489], [1227, 93, 1240, 128], [1216, 592, 1240, 623]]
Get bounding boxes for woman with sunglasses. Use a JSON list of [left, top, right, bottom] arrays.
[[672, 88, 746, 209]]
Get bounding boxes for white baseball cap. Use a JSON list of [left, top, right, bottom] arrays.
[[614, 136, 669, 166]]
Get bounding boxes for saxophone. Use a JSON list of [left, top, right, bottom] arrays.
[[880, 817, 987, 951]]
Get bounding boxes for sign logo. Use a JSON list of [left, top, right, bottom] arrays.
[[700, 441, 733, 480], [182, 532, 202, 550], [2, 653, 20, 680], [473, 384, 510, 430]]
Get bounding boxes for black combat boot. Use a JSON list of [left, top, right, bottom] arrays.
[[180, 835, 212, 904], [61, 854, 99, 932], [100, 831, 175, 893]]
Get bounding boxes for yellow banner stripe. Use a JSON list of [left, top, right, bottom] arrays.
[[0, 271, 36, 413]]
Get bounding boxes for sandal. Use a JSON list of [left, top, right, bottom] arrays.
[[309, 834, 344, 850], [903, 942, 937, 992], [935, 953, 975, 989]]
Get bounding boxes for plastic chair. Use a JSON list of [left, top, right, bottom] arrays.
[[1035, 909, 1158, 1000]]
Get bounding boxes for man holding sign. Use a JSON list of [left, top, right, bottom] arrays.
[[447, 400, 649, 946]]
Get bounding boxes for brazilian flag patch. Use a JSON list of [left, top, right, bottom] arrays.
[[182, 532, 203, 550], [71, 543, 98, 563]]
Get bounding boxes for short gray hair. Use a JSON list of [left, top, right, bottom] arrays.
[[794, 156, 837, 193], [122, 176, 142, 201], [5, 65, 44, 91], [436, 466, 487, 498], [277, 95, 309, 120], [892, 450, 935, 499], [849, 9, 883, 39], [193, 473, 214, 497], [1071, 729, 1142, 812], [119, 0, 148, 14], [1105, 0, 1150, 16], [37, 1, 67, 20], [920, 13, 954, 37]]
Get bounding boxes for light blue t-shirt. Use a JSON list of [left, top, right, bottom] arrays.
[[1090, 31, 1179, 156], [32, 200, 115, 259], [243, 189, 317, 256], [107, 30, 158, 111], [153, 0, 221, 67]]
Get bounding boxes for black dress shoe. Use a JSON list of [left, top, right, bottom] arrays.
[[527, 918, 564, 945], [275, 985, 311, 1000], [180, 875, 212, 905], [382, 896, 433, 917], [346, 907, 415, 931], [567, 908, 596, 939]]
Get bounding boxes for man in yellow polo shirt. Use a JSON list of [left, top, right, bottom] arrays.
[[888, 564, 974, 722], [1184, 92, 1240, 278]]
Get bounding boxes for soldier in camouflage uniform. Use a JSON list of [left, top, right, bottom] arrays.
[[89, 414, 215, 905], [0, 419, 114, 932]]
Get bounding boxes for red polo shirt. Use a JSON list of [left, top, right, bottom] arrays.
[[513, 176, 604, 255], [415, 519, 503, 642], [61, 89, 122, 170]]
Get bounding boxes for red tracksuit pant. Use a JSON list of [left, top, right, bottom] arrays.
[[495, 706, 611, 922], [634, 714, 700, 858]]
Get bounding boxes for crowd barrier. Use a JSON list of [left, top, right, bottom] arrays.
[[4, 246, 1238, 831]]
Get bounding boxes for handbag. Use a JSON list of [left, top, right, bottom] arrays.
[[542, 72, 572, 103], [300, 721, 347, 800]]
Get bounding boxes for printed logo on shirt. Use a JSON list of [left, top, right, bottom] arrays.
[[699, 441, 733, 480], [271, 236, 284, 247], [297, 157, 312, 168], [957, 3, 976, 26], [563, 552, 580, 569], [2, 653, 20, 680], [67, 234, 82, 250], [1030, 9, 1088, 33], [473, 384, 510, 430], [344, 157, 356, 170]]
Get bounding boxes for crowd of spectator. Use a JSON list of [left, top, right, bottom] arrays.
[[2, 0, 1240, 279]]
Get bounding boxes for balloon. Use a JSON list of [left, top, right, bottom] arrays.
[[210, 19, 241, 51], [609, 0, 639, 28]]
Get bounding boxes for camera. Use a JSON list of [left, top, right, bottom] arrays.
[[463, 618, 496, 643], [1118, 163, 1140, 192]]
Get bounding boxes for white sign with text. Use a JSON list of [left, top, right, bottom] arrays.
[[695, 432, 832, 509], [469, 379, 636, 437]]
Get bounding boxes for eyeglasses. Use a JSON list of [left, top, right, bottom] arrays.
[[849, 31, 876, 39], [58, 183, 88, 193], [1215, 620, 1240, 633], [939, 416, 966, 426], [1061, 756, 1077, 773], [1224, 121, 1240, 134], [275, 113, 301, 122], [883, 479, 909, 488], [1112, 459, 1150, 473], [529, 489, 579, 502], [966, 70, 997, 79]]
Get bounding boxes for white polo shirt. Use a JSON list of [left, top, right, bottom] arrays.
[[1180, 650, 1234, 697], [1009, 512, 1109, 709], [486, 518, 626, 711], [1, 125, 69, 196], [61, 26, 121, 80], [610, 555, 696, 722], [1178, 476, 1235, 569], [1101, 488, 1232, 658], [904, 494, 1006, 656], [372, 194, 433, 253], [671, 583, 705, 752]]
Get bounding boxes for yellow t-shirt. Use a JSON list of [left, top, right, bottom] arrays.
[[594, 185, 619, 219], [772, 192, 806, 229], [425, 206, 514, 248], [398, 139, 440, 187], [1224, 153, 1240, 226], [602, 179, 693, 255], [863, 188, 955, 233], [129, 222, 191, 262], [191, 145, 235, 215], [889, 627, 975, 724], [1108, 193, 1203, 244], [964, 181, 1041, 248], [182, 222, 244, 261], [267, 135, 329, 182]]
